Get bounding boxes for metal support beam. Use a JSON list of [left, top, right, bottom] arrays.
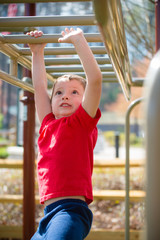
[[0, 42, 54, 82], [93, 0, 132, 100], [125, 97, 143, 240], [0, 15, 95, 27], [0, 70, 34, 93]]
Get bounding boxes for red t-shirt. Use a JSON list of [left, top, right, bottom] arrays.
[[37, 104, 101, 204]]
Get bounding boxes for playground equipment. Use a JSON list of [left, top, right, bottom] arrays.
[[1, 0, 156, 240], [0, 0, 143, 98], [145, 50, 160, 240]]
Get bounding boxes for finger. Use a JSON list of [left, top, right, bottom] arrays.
[[65, 28, 70, 34], [30, 31, 34, 37], [61, 31, 65, 37], [58, 37, 63, 43], [70, 28, 74, 32], [77, 27, 82, 32], [38, 31, 43, 37], [34, 30, 39, 38]]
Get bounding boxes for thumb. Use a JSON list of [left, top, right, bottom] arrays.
[[58, 38, 63, 43]]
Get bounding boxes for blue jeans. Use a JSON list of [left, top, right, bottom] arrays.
[[31, 199, 93, 240]]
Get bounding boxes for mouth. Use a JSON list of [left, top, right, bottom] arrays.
[[60, 103, 71, 107]]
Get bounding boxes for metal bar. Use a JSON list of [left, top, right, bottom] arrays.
[[19, 46, 107, 55], [44, 56, 111, 65], [0, 43, 54, 82], [46, 65, 113, 73], [51, 72, 116, 78], [0, 15, 95, 27], [1, 0, 91, 2], [0, 33, 102, 44], [0, 27, 26, 32], [93, 0, 132, 101], [125, 97, 143, 240], [0, 70, 34, 93]]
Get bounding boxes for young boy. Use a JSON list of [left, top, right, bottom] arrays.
[[27, 28, 102, 240]]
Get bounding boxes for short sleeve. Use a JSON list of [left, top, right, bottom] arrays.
[[39, 112, 55, 134], [71, 104, 101, 132]]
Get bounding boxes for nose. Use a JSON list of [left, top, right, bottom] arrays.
[[62, 95, 69, 100]]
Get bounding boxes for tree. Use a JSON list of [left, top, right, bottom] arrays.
[[121, 0, 155, 63]]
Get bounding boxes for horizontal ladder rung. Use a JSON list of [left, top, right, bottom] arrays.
[[0, 15, 95, 27], [44, 57, 111, 65], [20, 46, 107, 55], [0, 33, 102, 44], [51, 72, 116, 78], [46, 65, 113, 73]]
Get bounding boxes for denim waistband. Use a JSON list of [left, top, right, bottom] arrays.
[[44, 198, 88, 214]]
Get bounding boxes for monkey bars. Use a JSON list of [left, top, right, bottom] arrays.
[[0, 0, 138, 101]]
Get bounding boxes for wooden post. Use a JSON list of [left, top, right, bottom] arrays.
[[21, 3, 36, 240], [21, 77, 35, 240], [155, 0, 160, 51]]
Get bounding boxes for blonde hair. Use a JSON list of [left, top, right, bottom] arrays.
[[50, 74, 86, 101]]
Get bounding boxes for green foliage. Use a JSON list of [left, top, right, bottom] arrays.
[[129, 133, 143, 147], [103, 131, 143, 147], [103, 131, 115, 146], [121, 0, 155, 61], [0, 137, 9, 159], [0, 147, 9, 159], [0, 114, 3, 129]]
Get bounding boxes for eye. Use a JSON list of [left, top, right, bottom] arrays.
[[72, 90, 78, 94], [55, 90, 62, 95]]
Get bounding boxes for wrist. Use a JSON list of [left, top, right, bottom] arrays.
[[71, 33, 86, 45], [32, 49, 44, 57]]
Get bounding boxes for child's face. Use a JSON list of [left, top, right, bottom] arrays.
[[51, 79, 84, 119]]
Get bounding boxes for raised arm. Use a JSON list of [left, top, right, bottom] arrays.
[[58, 28, 102, 118], [27, 31, 52, 123]]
